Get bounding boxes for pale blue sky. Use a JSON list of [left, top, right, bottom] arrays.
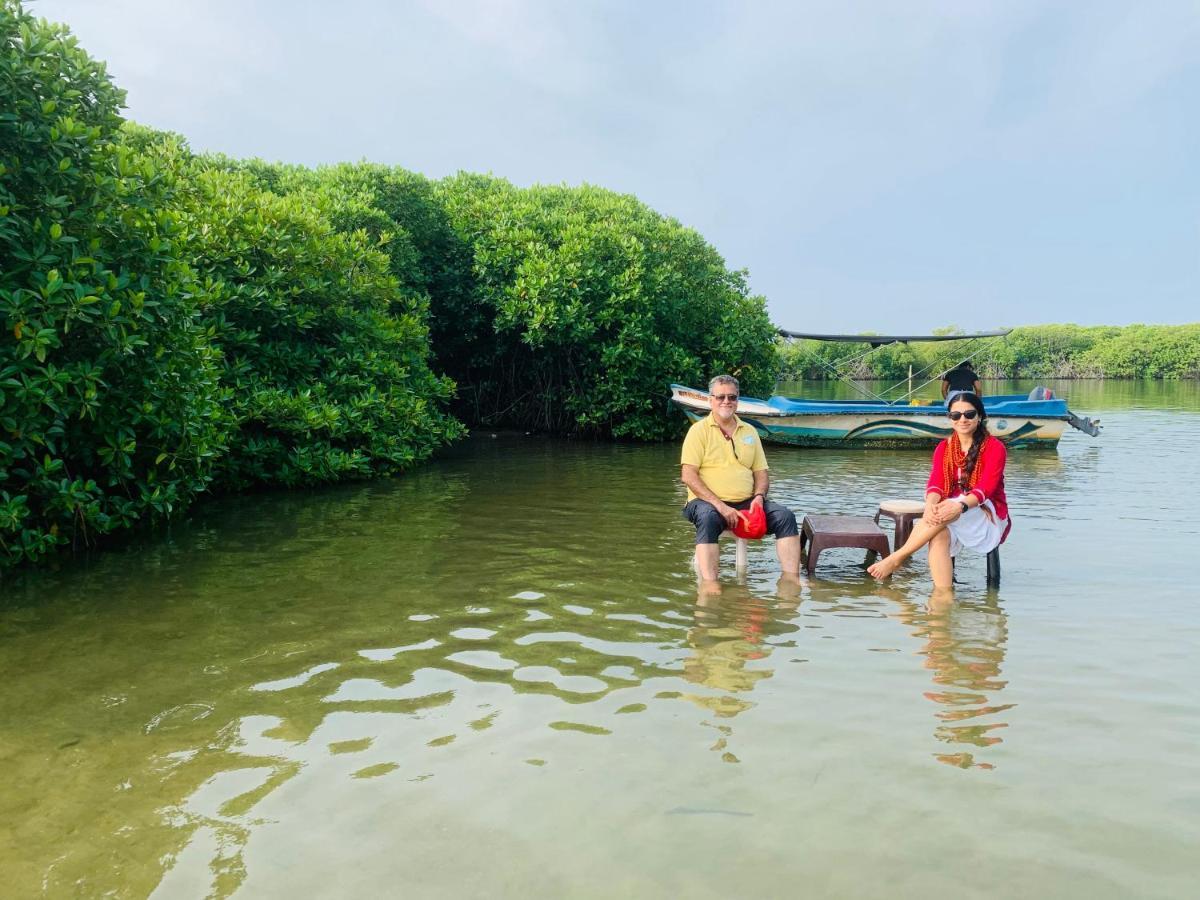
[[34, 0, 1200, 332]]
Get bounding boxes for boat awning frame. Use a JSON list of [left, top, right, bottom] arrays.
[[776, 328, 1013, 402], [778, 329, 1011, 347]]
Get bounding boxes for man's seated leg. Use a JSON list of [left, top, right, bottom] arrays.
[[763, 498, 801, 575], [683, 499, 726, 581]]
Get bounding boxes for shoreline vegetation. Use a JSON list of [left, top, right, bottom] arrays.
[[1, 1, 1196, 571], [780, 324, 1200, 383]]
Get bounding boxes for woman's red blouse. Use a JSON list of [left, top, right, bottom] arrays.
[[925, 434, 1009, 521]]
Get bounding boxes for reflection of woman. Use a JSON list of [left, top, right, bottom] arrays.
[[868, 392, 1010, 588], [888, 588, 1013, 770]]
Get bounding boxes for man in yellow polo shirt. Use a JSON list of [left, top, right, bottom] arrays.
[[681, 375, 800, 582]]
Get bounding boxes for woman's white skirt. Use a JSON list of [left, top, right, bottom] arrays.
[[947, 500, 1008, 557]]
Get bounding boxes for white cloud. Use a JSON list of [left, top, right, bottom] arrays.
[[27, 0, 1200, 329]]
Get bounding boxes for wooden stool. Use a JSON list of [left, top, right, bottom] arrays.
[[800, 515, 891, 576], [694, 530, 749, 575], [875, 499, 927, 552]]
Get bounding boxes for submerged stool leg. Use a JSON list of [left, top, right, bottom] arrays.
[[694, 532, 751, 577], [986, 547, 1001, 587]]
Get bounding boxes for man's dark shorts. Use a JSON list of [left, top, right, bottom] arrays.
[[682, 497, 799, 545]]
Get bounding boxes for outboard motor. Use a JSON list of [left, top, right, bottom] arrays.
[[1028, 384, 1100, 437]]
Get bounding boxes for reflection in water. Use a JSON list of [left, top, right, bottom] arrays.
[[681, 582, 801, 762], [143, 580, 804, 892], [4, 384, 1199, 898], [884, 588, 1013, 770]]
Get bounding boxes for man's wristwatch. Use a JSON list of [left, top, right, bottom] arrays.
[[958, 500, 969, 513], [754, 492, 766, 501]]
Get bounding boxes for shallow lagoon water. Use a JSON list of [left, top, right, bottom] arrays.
[[2, 381, 1198, 898]]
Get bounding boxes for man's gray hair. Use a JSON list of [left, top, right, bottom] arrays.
[[708, 374, 739, 393]]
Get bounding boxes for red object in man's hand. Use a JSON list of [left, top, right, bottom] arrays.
[[732, 503, 767, 539]]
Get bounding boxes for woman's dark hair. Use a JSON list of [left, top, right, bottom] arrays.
[[948, 392, 989, 488]]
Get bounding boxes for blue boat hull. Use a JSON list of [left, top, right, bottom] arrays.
[[670, 384, 1073, 449]]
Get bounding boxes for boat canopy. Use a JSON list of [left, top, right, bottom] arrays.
[[776, 328, 1014, 403], [778, 329, 1011, 347]]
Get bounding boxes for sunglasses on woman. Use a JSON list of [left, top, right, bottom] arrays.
[[948, 409, 979, 421]]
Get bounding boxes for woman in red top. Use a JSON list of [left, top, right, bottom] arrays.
[[868, 392, 1010, 588]]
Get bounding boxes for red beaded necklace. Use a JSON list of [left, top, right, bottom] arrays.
[[941, 434, 984, 495]]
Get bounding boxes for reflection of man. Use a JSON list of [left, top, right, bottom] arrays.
[[684, 593, 772, 695], [681, 375, 800, 582]]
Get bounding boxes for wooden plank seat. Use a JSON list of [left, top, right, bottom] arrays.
[[874, 499, 927, 551], [799, 514, 890, 576]]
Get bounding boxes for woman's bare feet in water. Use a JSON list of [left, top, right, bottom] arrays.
[[867, 553, 903, 579]]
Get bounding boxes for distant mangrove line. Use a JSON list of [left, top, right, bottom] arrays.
[[779, 324, 1200, 383], [0, 1, 775, 568]]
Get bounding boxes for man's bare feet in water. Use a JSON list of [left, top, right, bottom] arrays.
[[867, 554, 903, 579]]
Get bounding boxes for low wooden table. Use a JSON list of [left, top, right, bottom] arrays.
[[800, 515, 891, 576], [874, 499, 927, 552]]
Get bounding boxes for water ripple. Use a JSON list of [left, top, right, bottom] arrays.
[[3, 388, 1199, 898]]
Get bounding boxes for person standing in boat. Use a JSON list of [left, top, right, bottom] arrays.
[[867, 392, 1010, 588], [681, 375, 801, 582], [941, 360, 982, 402]]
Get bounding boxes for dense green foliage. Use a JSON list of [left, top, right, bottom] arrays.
[[215, 158, 481, 391], [0, 1, 777, 568], [130, 135, 464, 489], [434, 174, 778, 439], [0, 3, 462, 568], [780, 324, 1200, 386], [0, 4, 225, 567], [229, 164, 779, 440]]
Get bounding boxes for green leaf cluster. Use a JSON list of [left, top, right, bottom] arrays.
[[433, 174, 778, 439], [212, 158, 480, 388], [225, 166, 779, 441], [1073, 325, 1200, 378], [0, 3, 462, 569], [131, 136, 465, 489], [0, 2, 225, 567]]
